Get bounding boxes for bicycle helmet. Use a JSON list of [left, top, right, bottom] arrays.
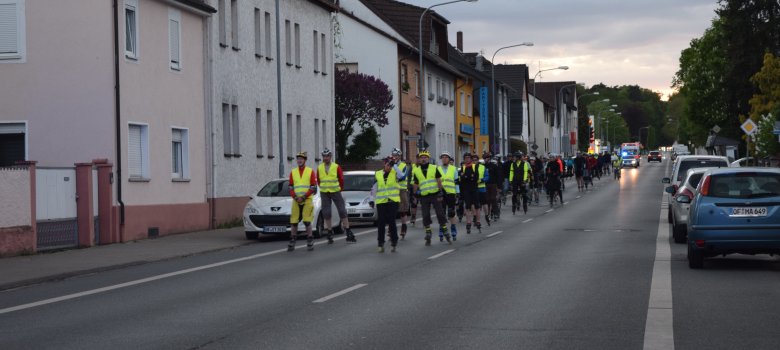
[[296, 151, 308, 159], [418, 150, 431, 158], [321, 148, 332, 156], [391, 147, 402, 156], [440, 152, 453, 160]]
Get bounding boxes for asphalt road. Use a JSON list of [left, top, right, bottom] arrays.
[[1, 156, 779, 349]]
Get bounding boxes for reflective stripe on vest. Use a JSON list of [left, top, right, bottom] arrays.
[[375, 170, 400, 204], [397, 162, 407, 190], [318, 162, 340, 193], [414, 165, 440, 196], [440, 165, 457, 194], [291, 167, 313, 197]]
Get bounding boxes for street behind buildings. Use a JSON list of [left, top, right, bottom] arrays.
[[2, 157, 779, 349]]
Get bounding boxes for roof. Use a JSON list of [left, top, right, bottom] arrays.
[[447, 45, 488, 83], [705, 134, 741, 147], [531, 81, 577, 107], [307, 0, 339, 12], [493, 64, 529, 99], [174, 0, 216, 13]]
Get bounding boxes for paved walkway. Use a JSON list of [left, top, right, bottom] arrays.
[[0, 227, 251, 290]]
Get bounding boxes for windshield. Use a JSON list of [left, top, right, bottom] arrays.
[[709, 173, 780, 199], [258, 180, 290, 197], [343, 174, 375, 191], [677, 160, 728, 181], [687, 173, 704, 188], [650, 151, 660, 156]]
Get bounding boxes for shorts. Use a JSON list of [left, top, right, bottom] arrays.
[[461, 189, 480, 209], [486, 184, 497, 202], [290, 198, 314, 224], [320, 191, 347, 219], [410, 191, 419, 209], [399, 189, 410, 213], [478, 190, 487, 205]]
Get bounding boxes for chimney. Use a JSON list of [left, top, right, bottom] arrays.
[[457, 31, 463, 51]]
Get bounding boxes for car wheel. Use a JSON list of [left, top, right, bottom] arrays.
[[687, 243, 704, 269], [314, 213, 324, 238], [672, 223, 686, 244], [245, 231, 259, 240], [667, 208, 673, 223]]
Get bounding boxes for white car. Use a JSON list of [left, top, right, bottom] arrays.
[[342, 171, 378, 224], [243, 178, 341, 240]]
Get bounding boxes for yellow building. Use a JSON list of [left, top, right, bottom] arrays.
[[454, 78, 489, 163]]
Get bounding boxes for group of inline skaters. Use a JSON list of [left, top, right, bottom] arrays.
[[285, 146, 624, 253]]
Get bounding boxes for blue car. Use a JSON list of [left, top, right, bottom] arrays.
[[687, 168, 780, 269]]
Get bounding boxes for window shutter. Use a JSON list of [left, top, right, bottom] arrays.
[[222, 104, 232, 154], [169, 19, 180, 66], [128, 125, 143, 177], [0, 122, 24, 134], [0, 3, 18, 54], [172, 128, 182, 143]]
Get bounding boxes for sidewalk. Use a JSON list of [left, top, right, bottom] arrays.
[[0, 227, 251, 291]]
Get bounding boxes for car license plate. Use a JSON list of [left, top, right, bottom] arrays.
[[730, 207, 767, 217], [264, 226, 287, 233], [347, 208, 357, 214]]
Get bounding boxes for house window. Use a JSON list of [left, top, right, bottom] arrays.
[[264, 12, 272, 59], [294, 23, 301, 67], [427, 75, 433, 99], [218, 0, 226, 46], [320, 33, 327, 74], [254, 8, 261, 57], [436, 78, 441, 102], [284, 20, 291, 66], [266, 110, 273, 157], [255, 108, 262, 156], [460, 91, 465, 115], [171, 128, 189, 180], [313, 30, 319, 73], [230, 0, 238, 49], [222, 103, 239, 157], [0, 122, 25, 166], [296, 114, 302, 153], [414, 70, 420, 97], [321, 119, 327, 154], [314, 118, 320, 157], [231, 105, 239, 155], [168, 9, 181, 70], [467, 94, 472, 117], [400, 64, 408, 92], [286, 114, 292, 159], [0, 0, 26, 61], [124, 0, 138, 59], [128, 123, 149, 179]]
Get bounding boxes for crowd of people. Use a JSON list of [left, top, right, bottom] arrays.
[[284, 147, 624, 252]]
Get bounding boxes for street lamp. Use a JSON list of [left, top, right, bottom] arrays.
[[591, 98, 610, 151], [532, 65, 569, 153], [418, 0, 478, 152], [491, 42, 533, 156], [577, 91, 599, 103], [639, 126, 650, 147]]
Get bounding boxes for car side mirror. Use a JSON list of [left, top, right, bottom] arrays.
[[665, 186, 675, 194], [661, 177, 671, 184], [676, 195, 691, 204]]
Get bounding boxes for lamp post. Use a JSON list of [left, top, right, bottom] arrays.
[[418, 0, 478, 152], [592, 98, 610, 151], [557, 83, 577, 155], [491, 42, 533, 156], [532, 65, 568, 153], [639, 126, 650, 148]]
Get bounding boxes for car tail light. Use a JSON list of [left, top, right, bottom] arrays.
[[695, 240, 705, 248], [679, 188, 694, 199], [635, 155, 640, 159], [699, 176, 711, 196]]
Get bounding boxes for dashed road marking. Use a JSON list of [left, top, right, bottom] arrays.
[[313, 284, 368, 303], [427, 249, 456, 260], [487, 231, 503, 238], [545, 209, 554, 213], [522, 219, 533, 223]]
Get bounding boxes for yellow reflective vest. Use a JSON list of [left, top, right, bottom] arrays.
[[440, 165, 457, 194], [397, 161, 408, 190], [374, 170, 400, 204], [510, 161, 531, 183], [291, 166, 314, 197], [317, 162, 340, 193], [413, 164, 441, 196]]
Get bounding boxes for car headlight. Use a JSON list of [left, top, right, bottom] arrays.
[[361, 197, 371, 206], [245, 206, 258, 214]]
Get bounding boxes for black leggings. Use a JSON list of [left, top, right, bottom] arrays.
[[376, 202, 398, 246]]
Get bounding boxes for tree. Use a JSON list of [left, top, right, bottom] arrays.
[[335, 69, 394, 160], [755, 113, 779, 159], [749, 53, 780, 159], [344, 126, 382, 162]]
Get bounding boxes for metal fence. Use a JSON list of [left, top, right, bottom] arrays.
[[36, 219, 78, 251]]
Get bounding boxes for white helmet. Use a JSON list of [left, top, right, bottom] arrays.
[[440, 151, 453, 160], [478, 159, 485, 164]]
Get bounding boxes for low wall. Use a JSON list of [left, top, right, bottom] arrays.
[[0, 166, 35, 256], [121, 202, 210, 241]]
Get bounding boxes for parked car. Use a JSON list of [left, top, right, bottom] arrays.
[[647, 150, 663, 162], [687, 168, 780, 268], [243, 179, 341, 240], [666, 168, 709, 243], [662, 155, 730, 223], [342, 171, 378, 224]]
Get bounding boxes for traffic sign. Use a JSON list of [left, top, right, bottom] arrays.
[[741, 119, 757, 135]]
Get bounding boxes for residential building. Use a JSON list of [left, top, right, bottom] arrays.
[[462, 52, 514, 157], [0, 0, 216, 241], [448, 43, 488, 163], [205, 0, 337, 225], [528, 85, 555, 155], [534, 81, 578, 155], [494, 64, 531, 146]]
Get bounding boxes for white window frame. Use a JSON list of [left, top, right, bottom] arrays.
[[284, 20, 291, 66], [266, 110, 274, 157], [168, 8, 181, 71], [0, 121, 28, 163], [218, 0, 226, 47], [124, 0, 139, 60], [460, 91, 465, 116], [312, 30, 319, 73], [0, 0, 26, 62], [171, 127, 189, 180], [264, 12, 272, 59], [255, 108, 263, 157], [254, 8, 262, 57], [294, 23, 301, 68], [128, 122, 150, 180], [320, 32, 327, 75], [230, 0, 238, 49]]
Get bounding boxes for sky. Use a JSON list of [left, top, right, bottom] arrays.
[[413, 0, 721, 100]]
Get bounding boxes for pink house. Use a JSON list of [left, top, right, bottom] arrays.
[[0, 0, 216, 243]]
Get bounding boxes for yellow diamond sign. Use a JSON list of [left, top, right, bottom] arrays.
[[741, 119, 757, 135]]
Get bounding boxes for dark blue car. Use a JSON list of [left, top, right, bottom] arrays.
[[687, 168, 780, 269]]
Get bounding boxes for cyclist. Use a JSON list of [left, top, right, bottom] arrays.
[[509, 152, 532, 214], [546, 155, 564, 206], [412, 150, 451, 246], [573, 151, 585, 192], [316, 148, 356, 244], [612, 154, 623, 179], [287, 152, 317, 252]]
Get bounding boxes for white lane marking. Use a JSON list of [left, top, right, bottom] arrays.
[[522, 219, 533, 223], [643, 202, 675, 349], [313, 283, 368, 303], [0, 228, 380, 315], [564, 202, 569, 205], [545, 209, 554, 213], [576, 196, 582, 199], [487, 231, 503, 238], [427, 249, 456, 260]]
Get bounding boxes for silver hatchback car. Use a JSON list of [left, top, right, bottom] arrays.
[[666, 168, 709, 243]]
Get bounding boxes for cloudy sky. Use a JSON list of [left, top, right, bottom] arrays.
[[414, 0, 720, 100]]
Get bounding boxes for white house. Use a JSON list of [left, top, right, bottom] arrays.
[[205, 0, 337, 225]]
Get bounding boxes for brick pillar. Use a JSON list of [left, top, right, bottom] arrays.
[[16, 161, 37, 253], [94, 159, 115, 245], [75, 162, 95, 247]]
